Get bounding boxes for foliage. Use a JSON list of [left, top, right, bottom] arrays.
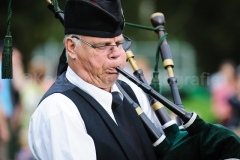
[[1, 0, 240, 73]]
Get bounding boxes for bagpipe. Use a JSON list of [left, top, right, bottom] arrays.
[[46, 0, 240, 159]]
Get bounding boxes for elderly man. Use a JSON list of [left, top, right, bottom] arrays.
[[28, 0, 161, 159]]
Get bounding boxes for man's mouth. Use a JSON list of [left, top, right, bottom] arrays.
[[107, 67, 118, 74]]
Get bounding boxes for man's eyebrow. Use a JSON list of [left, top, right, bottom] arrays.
[[92, 39, 124, 46], [87, 39, 110, 46], [113, 38, 124, 45], [92, 41, 109, 46]]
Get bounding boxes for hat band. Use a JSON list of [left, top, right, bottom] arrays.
[[65, 28, 122, 38]]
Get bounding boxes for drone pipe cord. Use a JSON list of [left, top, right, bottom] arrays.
[[150, 12, 185, 125], [126, 50, 174, 127]]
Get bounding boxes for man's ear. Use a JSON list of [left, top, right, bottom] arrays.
[[65, 38, 77, 59]]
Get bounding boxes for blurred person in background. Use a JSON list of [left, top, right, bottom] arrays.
[[17, 57, 47, 160], [0, 43, 25, 160], [227, 65, 240, 136], [210, 60, 236, 126], [9, 47, 25, 160], [0, 102, 10, 160]]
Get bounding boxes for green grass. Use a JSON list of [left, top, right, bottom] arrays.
[[181, 86, 216, 123], [162, 85, 217, 123], [182, 95, 215, 123]]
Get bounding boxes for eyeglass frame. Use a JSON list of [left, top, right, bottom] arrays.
[[71, 35, 132, 52]]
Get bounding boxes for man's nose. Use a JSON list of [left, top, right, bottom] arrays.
[[109, 46, 124, 59]]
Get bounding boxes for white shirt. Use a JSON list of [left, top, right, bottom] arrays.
[[28, 67, 162, 160]]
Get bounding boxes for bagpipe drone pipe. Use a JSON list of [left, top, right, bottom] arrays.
[[46, 1, 240, 159], [150, 13, 185, 126]]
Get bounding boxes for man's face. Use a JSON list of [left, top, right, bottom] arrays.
[[68, 34, 126, 91]]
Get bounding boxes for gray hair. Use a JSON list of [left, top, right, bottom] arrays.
[[63, 34, 81, 62]]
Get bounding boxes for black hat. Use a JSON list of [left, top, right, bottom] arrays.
[[64, 0, 124, 38]]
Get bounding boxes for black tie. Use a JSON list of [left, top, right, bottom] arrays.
[[111, 92, 147, 160]]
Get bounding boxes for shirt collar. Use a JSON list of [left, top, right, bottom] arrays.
[[66, 66, 123, 110]]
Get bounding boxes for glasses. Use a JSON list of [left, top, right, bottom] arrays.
[[71, 35, 132, 53]]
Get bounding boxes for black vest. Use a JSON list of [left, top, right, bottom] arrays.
[[40, 72, 157, 160]]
